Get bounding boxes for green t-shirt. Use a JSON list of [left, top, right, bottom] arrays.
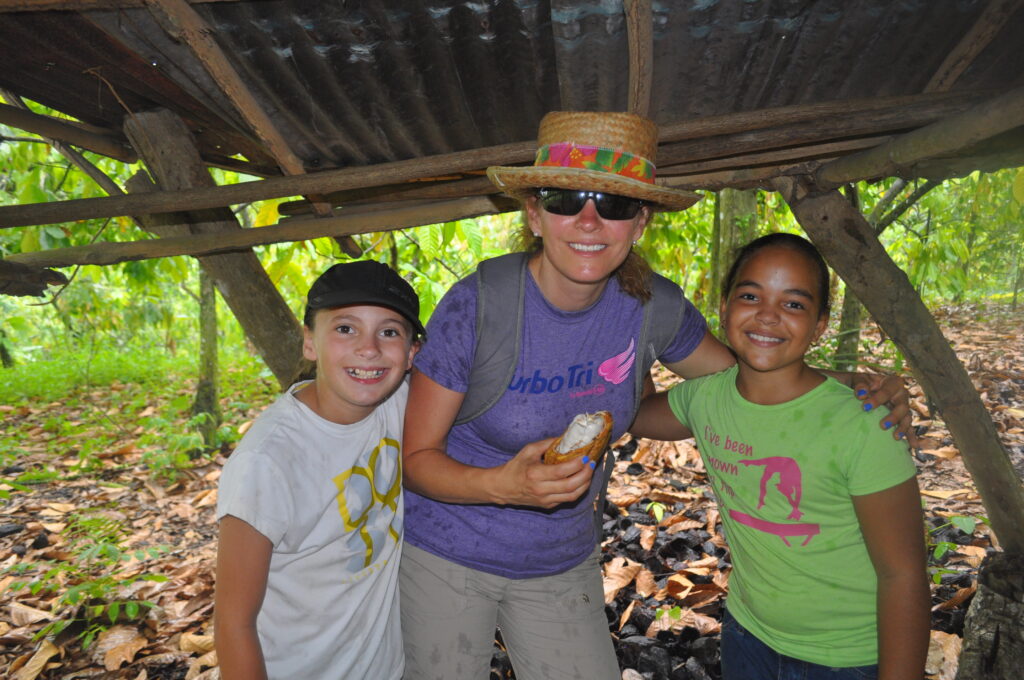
[[668, 366, 916, 667]]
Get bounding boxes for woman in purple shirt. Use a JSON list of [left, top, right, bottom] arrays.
[[400, 111, 910, 680]]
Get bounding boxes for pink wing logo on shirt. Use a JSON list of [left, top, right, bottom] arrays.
[[597, 339, 636, 385]]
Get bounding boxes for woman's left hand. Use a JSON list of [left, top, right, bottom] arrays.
[[852, 373, 917, 446]]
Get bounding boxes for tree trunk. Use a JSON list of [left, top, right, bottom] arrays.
[[123, 109, 302, 388], [832, 293, 863, 372], [709, 188, 758, 323], [774, 176, 1024, 556], [833, 186, 864, 371], [831, 179, 938, 371], [191, 267, 220, 448], [0, 328, 13, 368], [956, 552, 1024, 680]]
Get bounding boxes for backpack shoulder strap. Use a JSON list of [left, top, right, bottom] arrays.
[[453, 252, 530, 426], [594, 273, 686, 543], [631, 272, 686, 413]]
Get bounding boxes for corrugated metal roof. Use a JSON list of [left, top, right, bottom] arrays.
[[1, 0, 1020, 179]]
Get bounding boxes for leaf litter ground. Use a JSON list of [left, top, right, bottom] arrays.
[[1, 302, 1021, 680]]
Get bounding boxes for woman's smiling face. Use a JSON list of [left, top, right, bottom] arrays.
[[524, 193, 648, 308]]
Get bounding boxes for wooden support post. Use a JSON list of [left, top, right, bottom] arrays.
[[774, 176, 1024, 555], [124, 109, 303, 388]]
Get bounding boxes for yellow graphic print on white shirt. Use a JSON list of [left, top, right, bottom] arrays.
[[333, 437, 402, 569]]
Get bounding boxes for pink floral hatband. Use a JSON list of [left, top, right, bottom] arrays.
[[534, 142, 656, 184]]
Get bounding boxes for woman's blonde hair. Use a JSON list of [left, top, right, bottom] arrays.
[[513, 207, 654, 302]]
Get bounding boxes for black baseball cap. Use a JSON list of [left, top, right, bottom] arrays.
[[305, 260, 426, 338]]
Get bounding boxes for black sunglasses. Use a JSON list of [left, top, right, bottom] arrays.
[[535, 188, 647, 221]]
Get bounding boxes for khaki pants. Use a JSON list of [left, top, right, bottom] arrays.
[[400, 543, 619, 680]]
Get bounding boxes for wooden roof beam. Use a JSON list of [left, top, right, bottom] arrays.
[[814, 85, 1024, 189], [0, 90, 994, 229], [0, 0, 239, 11], [0, 101, 137, 163], [924, 0, 1024, 92], [7, 195, 513, 269]]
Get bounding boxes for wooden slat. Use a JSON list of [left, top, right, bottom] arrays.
[[0, 0, 238, 11], [624, 0, 654, 119], [0, 102, 136, 162], [278, 176, 496, 216], [659, 136, 892, 178], [8, 196, 512, 268], [924, 0, 1024, 93], [815, 85, 1024, 188]]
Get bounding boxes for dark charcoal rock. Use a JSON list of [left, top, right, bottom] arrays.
[[625, 462, 645, 476], [659, 537, 700, 563], [30, 532, 49, 549], [12, 544, 26, 556], [637, 644, 672, 679], [628, 604, 656, 633], [616, 437, 639, 461], [618, 635, 659, 668], [2, 465, 25, 474], [0, 523, 24, 538], [689, 634, 719, 666], [683, 656, 715, 680], [621, 525, 642, 544], [627, 509, 658, 526]]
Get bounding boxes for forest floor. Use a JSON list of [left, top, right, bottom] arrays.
[[1, 301, 1021, 680]]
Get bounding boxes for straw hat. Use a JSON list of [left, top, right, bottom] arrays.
[[487, 111, 700, 212]]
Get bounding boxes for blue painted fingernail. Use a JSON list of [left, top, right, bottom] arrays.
[[884, 420, 893, 429], [897, 432, 905, 439], [581, 456, 590, 465], [863, 403, 873, 412], [856, 389, 867, 397], [588, 460, 597, 470]]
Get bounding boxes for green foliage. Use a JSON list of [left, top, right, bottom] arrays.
[[6, 510, 168, 648], [926, 513, 990, 583], [645, 501, 667, 523]]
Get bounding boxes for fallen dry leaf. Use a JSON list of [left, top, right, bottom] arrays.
[[925, 630, 962, 680], [91, 625, 148, 671], [602, 557, 642, 604], [180, 632, 215, 654], [9, 603, 50, 627], [634, 569, 657, 598], [11, 640, 60, 680], [921, 488, 971, 500]]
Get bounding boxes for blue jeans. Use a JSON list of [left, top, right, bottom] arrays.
[[720, 609, 878, 680]]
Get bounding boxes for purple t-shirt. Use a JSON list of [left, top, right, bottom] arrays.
[[406, 264, 707, 578]]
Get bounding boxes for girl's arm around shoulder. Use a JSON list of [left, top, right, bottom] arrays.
[[215, 516, 272, 680], [852, 477, 930, 680], [660, 330, 735, 380], [402, 368, 595, 509], [630, 391, 694, 441], [823, 370, 917, 445]]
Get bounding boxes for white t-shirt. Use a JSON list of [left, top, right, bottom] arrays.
[[216, 380, 407, 680]]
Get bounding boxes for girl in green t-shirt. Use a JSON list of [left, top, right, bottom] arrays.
[[632, 233, 929, 680]]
